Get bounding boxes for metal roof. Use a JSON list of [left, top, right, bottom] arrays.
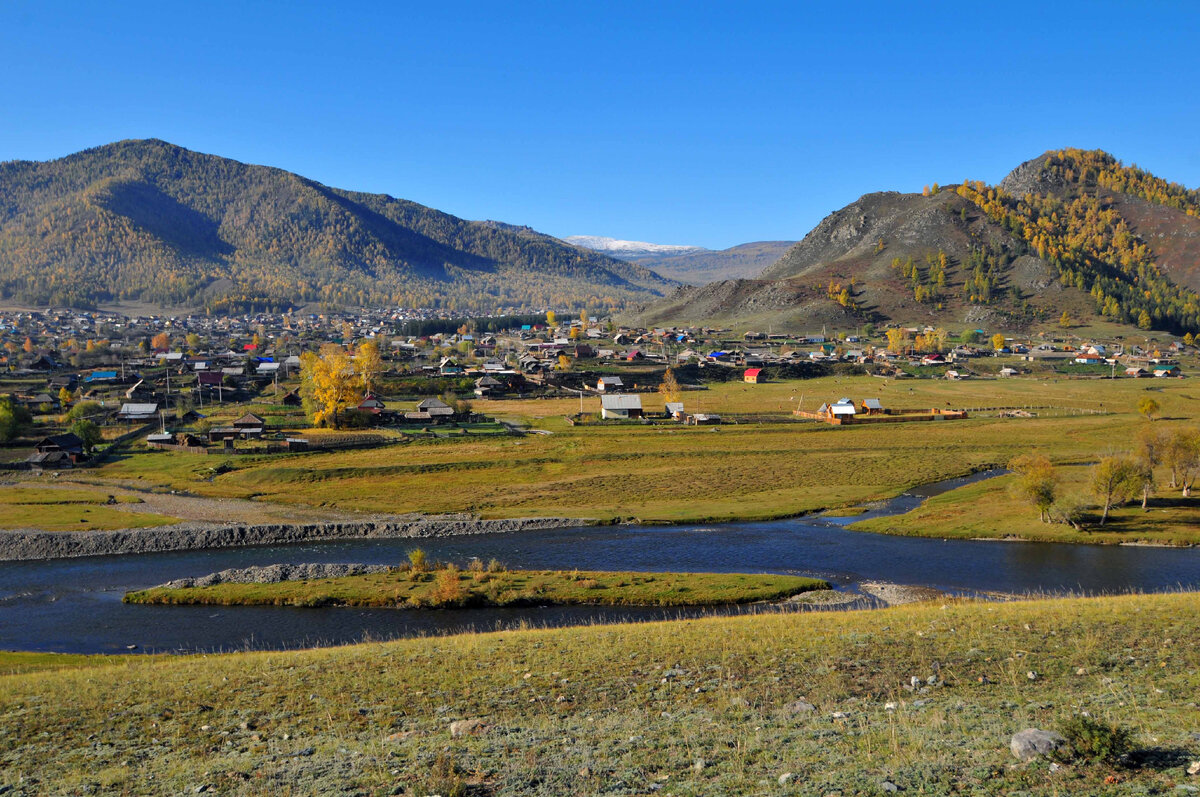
[[601, 394, 643, 410]]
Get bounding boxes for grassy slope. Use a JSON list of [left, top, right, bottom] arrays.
[[852, 464, 1200, 545], [3, 592, 1199, 794], [0, 487, 180, 531], [91, 375, 1194, 526], [124, 569, 828, 608]]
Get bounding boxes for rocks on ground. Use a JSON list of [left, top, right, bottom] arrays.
[[1010, 728, 1067, 762]]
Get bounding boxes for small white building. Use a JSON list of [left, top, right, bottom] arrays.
[[601, 394, 643, 420]]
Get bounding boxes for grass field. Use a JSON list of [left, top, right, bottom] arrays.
[[124, 568, 829, 608], [0, 486, 180, 531], [86, 376, 1197, 530], [852, 464, 1200, 545], [3, 591, 1198, 794]]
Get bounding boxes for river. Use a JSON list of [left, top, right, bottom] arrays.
[[3, 471, 1199, 654]]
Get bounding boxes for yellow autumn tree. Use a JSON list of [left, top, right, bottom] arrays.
[[300, 344, 362, 428], [355, 340, 384, 394], [659, 367, 681, 404]]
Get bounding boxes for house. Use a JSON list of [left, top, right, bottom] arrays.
[[829, 398, 857, 418], [596, 376, 624, 392], [600, 394, 644, 420], [664, 401, 686, 420], [281, 390, 303, 407], [473, 376, 504, 397], [625, 349, 644, 361], [233, 412, 265, 429], [1074, 352, 1105, 365], [1000, 367, 1020, 377], [35, 432, 86, 458], [85, 370, 119, 383], [743, 368, 764, 384], [439, 357, 464, 375], [1124, 367, 1147, 378], [198, 371, 225, 387], [860, 398, 884, 415], [1154, 365, 1182, 378], [117, 402, 159, 421], [358, 395, 387, 414], [415, 398, 455, 417]]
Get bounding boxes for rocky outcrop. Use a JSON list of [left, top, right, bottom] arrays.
[[0, 516, 591, 561], [154, 563, 392, 589]]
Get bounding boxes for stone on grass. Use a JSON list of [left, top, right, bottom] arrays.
[[1010, 728, 1067, 762], [783, 700, 815, 715], [1188, 760, 1200, 776], [450, 718, 490, 737]]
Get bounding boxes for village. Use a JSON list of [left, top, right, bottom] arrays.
[[0, 305, 1195, 470]]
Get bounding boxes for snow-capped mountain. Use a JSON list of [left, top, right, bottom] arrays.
[[564, 235, 706, 258]]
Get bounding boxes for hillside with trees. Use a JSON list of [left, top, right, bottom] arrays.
[[642, 149, 1200, 335], [0, 139, 676, 313]]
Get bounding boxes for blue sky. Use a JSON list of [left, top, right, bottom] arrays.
[[2, 1, 1198, 248]]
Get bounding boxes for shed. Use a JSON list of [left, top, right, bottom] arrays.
[[596, 376, 624, 392], [743, 368, 763, 384]]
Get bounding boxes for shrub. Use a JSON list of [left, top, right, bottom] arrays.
[[431, 565, 465, 606], [467, 558, 484, 573], [407, 548, 428, 572], [486, 558, 506, 573], [1057, 715, 1134, 765]]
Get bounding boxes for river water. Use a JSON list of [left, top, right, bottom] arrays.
[[3, 471, 1199, 654]]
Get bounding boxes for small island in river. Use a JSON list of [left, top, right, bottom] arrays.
[[124, 562, 830, 609]]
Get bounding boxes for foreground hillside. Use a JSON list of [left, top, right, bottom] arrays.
[[643, 149, 1200, 335], [2, 592, 1198, 794], [0, 139, 675, 312]]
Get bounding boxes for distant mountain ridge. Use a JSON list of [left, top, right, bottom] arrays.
[[568, 236, 796, 285], [0, 139, 676, 312], [642, 149, 1200, 335], [563, 235, 703, 257]]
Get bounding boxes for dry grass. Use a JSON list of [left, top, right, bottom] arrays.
[[3, 591, 1199, 794]]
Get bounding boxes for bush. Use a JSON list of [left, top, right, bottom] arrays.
[[431, 565, 465, 606], [1057, 715, 1134, 765], [486, 558, 506, 573], [407, 548, 428, 572]]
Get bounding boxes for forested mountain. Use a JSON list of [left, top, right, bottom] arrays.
[[643, 149, 1200, 335], [0, 139, 676, 312]]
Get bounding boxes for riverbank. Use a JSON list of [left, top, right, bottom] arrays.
[[4, 591, 1199, 795], [850, 466, 1200, 546], [0, 515, 594, 561], [124, 566, 830, 608]]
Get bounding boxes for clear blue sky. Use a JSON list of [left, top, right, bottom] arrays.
[[2, 1, 1198, 249]]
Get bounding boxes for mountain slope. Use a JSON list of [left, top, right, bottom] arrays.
[[0, 139, 676, 312], [642, 149, 1200, 334]]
